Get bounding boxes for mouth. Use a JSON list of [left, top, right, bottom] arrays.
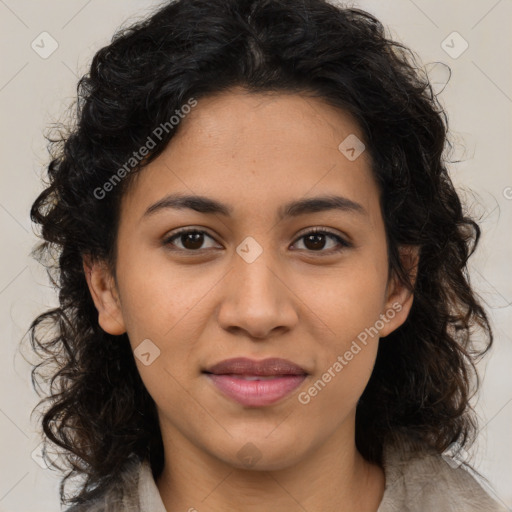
[[203, 357, 308, 407]]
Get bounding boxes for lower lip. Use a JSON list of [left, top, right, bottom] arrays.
[[205, 374, 307, 407]]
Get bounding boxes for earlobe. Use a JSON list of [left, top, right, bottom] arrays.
[[379, 245, 420, 338], [83, 255, 126, 335]]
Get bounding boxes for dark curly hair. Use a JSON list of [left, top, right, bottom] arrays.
[[27, 0, 493, 507]]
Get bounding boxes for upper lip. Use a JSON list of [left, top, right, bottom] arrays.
[[204, 357, 307, 376]]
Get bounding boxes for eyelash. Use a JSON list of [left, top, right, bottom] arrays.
[[162, 227, 352, 255]]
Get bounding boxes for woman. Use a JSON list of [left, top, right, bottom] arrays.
[[28, 0, 507, 510]]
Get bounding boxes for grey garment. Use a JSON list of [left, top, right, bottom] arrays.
[[63, 443, 508, 512], [376, 440, 508, 512]]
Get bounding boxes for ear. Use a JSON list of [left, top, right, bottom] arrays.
[[83, 254, 126, 335], [379, 245, 420, 338]]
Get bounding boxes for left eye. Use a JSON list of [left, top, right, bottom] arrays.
[[163, 228, 350, 254], [292, 229, 350, 253]]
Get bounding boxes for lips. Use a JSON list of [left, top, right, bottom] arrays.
[[203, 357, 307, 407], [204, 357, 307, 377]]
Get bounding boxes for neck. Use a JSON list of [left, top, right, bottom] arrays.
[[155, 416, 385, 512]]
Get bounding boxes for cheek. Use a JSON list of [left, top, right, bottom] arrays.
[[115, 244, 211, 342], [115, 249, 219, 397], [296, 251, 387, 406], [302, 255, 389, 348], [298, 305, 381, 419]]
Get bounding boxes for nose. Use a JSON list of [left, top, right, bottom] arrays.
[[216, 248, 299, 340]]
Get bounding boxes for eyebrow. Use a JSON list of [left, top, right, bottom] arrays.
[[142, 193, 366, 221]]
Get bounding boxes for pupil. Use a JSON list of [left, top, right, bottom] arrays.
[[183, 232, 203, 250], [306, 234, 325, 250]]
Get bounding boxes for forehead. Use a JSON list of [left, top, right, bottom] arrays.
[[175, 88, 366, 158], [120, 89, 379, 222]]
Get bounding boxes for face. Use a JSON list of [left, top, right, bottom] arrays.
[[85, 87, 414, 471]]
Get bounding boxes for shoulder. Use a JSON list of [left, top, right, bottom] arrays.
[[378, 436, 508, 512], [62, 455, 144, 512]]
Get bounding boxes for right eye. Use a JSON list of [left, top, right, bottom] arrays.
[[162, 228, 221, 252]]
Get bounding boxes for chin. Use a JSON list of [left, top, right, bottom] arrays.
[[208, 433, 307, 471]]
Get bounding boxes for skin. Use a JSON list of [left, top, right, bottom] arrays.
[[84, 87, 417, 512]]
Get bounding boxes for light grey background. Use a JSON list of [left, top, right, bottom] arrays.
[[1, 1, 511, 510]]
